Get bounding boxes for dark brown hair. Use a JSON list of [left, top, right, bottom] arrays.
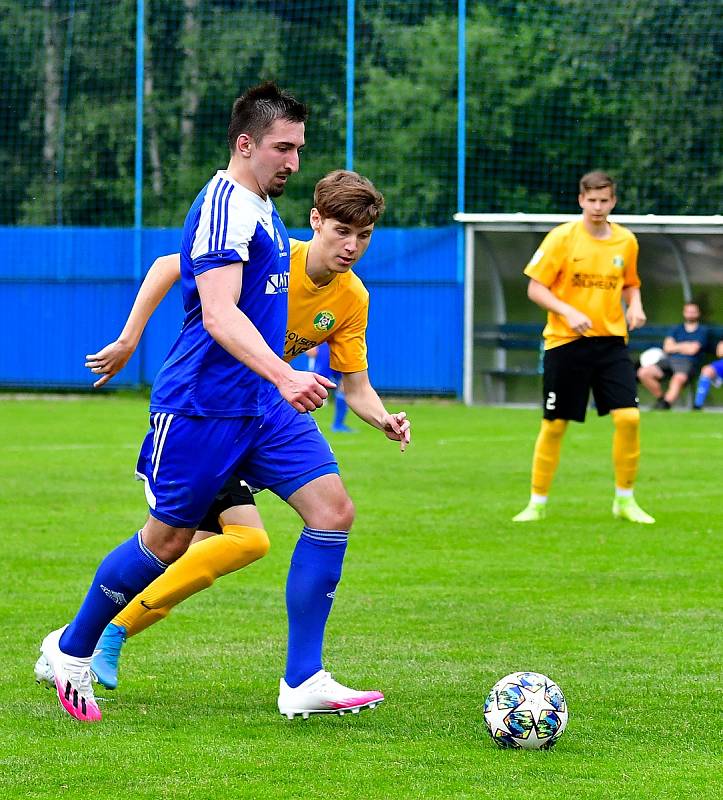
[[227, 82, 307, 152]]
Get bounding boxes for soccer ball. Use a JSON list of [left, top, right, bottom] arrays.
[[639, 346, 664, 368], [483, 671, 568, 749]]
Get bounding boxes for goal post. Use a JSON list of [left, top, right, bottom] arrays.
[[454, 213, 723, 406]]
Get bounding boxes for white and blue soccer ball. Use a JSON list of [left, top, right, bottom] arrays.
[[483, 671, 568, 749]]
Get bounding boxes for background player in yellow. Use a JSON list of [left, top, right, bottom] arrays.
[[80, 170, 411, 705], [513, 170, 655, 524]]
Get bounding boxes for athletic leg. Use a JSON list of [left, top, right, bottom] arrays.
[[592, 341, 655, 524], [693, 367, 714, 409], [93, 482, 265, 689], [663, 371, 689, 406], [278, 474, 382, 718], [513, 419, 568, 522], [514, 340, 589, 522], [242, 397, 382, 717], [37, 414, 255, 720], [637, 364, 664, 400]]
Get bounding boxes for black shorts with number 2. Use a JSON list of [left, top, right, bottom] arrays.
[[542, 336, 638, 422]]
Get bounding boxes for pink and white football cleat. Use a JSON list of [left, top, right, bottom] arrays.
[[278, 669, 384, 720], [36, 627, 102, 722]]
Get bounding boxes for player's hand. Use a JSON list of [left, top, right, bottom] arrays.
[[381, 411, 411, 452], [564, 308, 593, 335], [85, 340, 135, 388], [626, 305, 647, 331], [278, 370, 336, 413]]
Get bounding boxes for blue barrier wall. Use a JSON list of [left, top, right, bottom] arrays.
[[2, 226, 462, 395]]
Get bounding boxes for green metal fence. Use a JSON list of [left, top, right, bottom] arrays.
[[1, 0, 721, 231]]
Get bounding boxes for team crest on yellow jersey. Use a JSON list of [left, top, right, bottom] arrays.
[[612, 255, 625, 269], [314, 310, 336, 332]]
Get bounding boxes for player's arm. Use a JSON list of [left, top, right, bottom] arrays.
[[663, 335, 698, 355], [716, 340, 723, 358], [341, 369, 411, 452], [676, 340, 703, 356], [622, 238, 645, 331], [622, 286, 646, 331], [85, 254, 181, 387], [196, 265, 334, 413], [527, 279, 592, 334]]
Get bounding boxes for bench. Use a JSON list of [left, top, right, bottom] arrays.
[[475, 323, 723, 402]]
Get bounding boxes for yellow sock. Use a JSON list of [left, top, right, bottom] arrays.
[[112, 525, 270, 638], [612, 407, 640, 490], [531, 419, 568, 496], [114, 603, 171, 637]]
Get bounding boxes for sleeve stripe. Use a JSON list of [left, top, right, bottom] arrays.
[[207, 178, 224, 253], [213, 180, 232, 251], [220, 183, 234, 250]]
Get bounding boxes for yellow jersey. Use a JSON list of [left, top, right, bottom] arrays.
[[284, 239, 369, 372], [523, 220, 641, 349]]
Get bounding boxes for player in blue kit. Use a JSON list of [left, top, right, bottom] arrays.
[[693, 340, 723, 409], [312, 342, 354, 432], [36, 83, 385, 723]]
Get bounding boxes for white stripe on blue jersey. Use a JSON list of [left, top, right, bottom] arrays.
[[191, 171, 274, 265], [150, 170, 290, 417]]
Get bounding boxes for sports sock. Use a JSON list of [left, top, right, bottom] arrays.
[[530, 419, 568, 496], [694, 375, 712, 408], [115, 525, 269, 637], [333, 390, 349, 428], [284, 526, 348, 688], [59, 531, 167, 658], [115, 603, 170, 637], [612, 407, 640, 490]]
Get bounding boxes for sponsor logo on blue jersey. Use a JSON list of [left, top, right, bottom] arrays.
[[266, 271, 290, 294]]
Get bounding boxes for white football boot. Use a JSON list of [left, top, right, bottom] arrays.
[[278, 669, 384, 720], [33, 653, 54, 685], [36, 626, 102, 722]]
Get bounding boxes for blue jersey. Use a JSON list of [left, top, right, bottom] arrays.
[[151, 171, 290, 417]]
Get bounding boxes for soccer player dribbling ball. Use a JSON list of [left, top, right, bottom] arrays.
[[36, 85, 404, 723], [56, 170, 409, 716], [513, 170, 655, 525]]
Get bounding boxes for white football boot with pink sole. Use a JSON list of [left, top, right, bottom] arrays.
[[278, 669, 384, 720], [36, 626, 102, 722]]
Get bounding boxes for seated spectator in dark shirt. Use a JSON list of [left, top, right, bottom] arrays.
[[637, 301, 709, 409]]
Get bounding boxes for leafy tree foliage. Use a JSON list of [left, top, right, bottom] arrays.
[[0, 0, 720, 227]]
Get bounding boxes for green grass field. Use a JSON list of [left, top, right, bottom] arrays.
[[1, 396, 721, 799]]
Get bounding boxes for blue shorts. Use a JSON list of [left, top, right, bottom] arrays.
[[136, 394, 338, 527], [314, 342, 342, 384]]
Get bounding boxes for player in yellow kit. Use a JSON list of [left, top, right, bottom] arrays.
[[78, 171, 411, 711], [513, 171, 655, 524]]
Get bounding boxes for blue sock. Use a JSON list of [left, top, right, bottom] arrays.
[[694, 375, 712, 408], [60, 531, 167, 657], [333, 390, 348, 429], [284, 526, 348, 687]]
